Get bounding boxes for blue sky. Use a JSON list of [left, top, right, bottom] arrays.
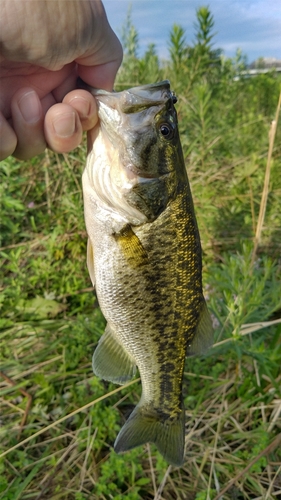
[[102, 0, 281, 64]]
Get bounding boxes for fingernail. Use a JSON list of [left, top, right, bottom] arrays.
[[53, 112, 76, 137], [18, 91, 41, 123], [68, 97, 90, 118]]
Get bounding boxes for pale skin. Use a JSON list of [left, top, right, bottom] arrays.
[[0, 0, 123, 160]]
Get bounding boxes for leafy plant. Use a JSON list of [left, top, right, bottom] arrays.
[[1, 6, 281, 500]]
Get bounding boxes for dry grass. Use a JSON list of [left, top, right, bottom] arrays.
[[252, 91, 281, 263], [1, 312, 280, 499]]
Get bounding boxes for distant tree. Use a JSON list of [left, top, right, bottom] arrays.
[[121, 5, 139, 58], [116, 6, 140, 87], [189, 6, 222, 75], [143, 43, 159, 65], [194, 6, 215, 48], [232, 48, 248, 72], [166, 7, 223, 89], [168, 24, 188, 75], [138, 44, 161, 83], [117, 9, 161, 87]]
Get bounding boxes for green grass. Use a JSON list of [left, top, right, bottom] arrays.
[[1, 13, 281, 500]]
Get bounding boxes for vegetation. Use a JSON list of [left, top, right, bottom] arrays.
[[1, 6, 281, 500]]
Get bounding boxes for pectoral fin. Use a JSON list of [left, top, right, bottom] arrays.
[[92, 324, 137, 385], [87, 239, 95, 287], [187, 301, 214, 356], [114, 224, 148, 268]]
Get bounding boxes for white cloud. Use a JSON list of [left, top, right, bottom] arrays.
[[102, 0, 281, 62]]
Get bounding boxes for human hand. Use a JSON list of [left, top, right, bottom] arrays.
[[0, 0, 123, 160]]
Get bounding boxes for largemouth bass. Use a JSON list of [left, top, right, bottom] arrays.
[[82, 80, 213, 467]]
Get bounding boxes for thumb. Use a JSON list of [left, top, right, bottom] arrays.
[[76, 3, 123, 91], [77, 55, 122, 92]]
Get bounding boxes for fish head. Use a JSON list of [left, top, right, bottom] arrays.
[[84, 80, 185, 225]]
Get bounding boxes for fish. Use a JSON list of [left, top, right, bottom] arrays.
[[81, 80, 213, 467]]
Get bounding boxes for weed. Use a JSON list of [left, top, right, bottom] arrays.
[[1, 6, 281, 499]]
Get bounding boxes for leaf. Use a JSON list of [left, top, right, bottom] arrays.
[[16, 296, 66, 319]]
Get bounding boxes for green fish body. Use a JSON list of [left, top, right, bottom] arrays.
[[82, 80, 213, 466]]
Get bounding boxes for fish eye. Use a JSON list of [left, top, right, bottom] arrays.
[[159, 123, 174, 140]]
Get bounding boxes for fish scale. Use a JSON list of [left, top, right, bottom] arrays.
[[82, 80, 213, 466]]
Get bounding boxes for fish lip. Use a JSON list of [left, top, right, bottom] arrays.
[[125, 163, 160, 180], [77, 78, 171, 96]]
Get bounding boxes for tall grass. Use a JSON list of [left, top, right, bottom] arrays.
[[1, 8, 281, 500]]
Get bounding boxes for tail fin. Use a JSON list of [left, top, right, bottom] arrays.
[[114, 403, 185, 467]]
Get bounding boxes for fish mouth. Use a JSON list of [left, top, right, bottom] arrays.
[[77, 78, 174, 111], [124, 163, 160, 180]]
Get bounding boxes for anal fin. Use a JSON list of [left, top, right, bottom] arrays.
[[92, 324, 137, 385]]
